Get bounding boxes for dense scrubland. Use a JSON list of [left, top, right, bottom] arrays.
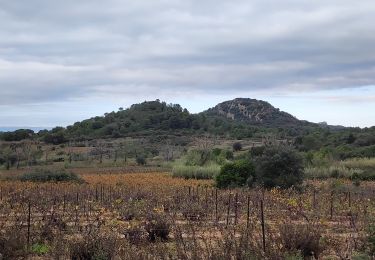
[[1, 99, 375, 259]]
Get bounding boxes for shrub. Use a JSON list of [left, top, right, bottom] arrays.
[[31, 243, 50, 255], [233, 142, 242, 151], [69, 231, 117, 260], [255, 146, 304, 189], [0, 227, 28, 258], [212, 148, 222, 157], [250, 146, 265, 158], [214, 149, 234, 165], [145, 213, 170, 242], [19, 169, 83, 183], [222, 149, 234, 160], [279, 223, 325, 258], [185, 149, 212, 166], [43, 132, 67, 145], [124, 224, 144, 244], [136, 156, 146, 166], [216, 160, 255, 188]]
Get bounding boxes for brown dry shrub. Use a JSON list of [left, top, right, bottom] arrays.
[[68, 231, 117, 260], [279, 223, 325, 258], [124, 224, 145, 244], [0, 227, 28, 259], [145, 213, 170, 242]]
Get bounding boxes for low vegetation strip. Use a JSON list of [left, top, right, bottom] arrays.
[[172, 165, 220, 179], [305, 158, 375, 181], [17, 169, 83, 183], [341, 157, 375, 169]]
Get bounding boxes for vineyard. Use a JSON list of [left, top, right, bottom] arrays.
[[0, 172, 374, 259]]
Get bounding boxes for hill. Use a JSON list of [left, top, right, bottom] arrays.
[[2, 98, 375, 159], [1, 99, 320, 143], [202, 98, 313, 127], [61, 99, 319, 141]]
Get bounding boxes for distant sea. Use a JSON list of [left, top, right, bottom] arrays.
[[0, 127, 52, 132]]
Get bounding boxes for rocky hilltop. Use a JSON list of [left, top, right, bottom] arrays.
[[203, 98, 310, 127]]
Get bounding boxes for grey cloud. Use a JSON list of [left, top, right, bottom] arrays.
[[1, 0, 375, 107]]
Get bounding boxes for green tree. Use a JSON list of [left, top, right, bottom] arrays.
[[255, 146, 304, 189], [1, 147, 17, 170]]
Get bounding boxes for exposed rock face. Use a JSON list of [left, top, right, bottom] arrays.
[[203, 98, 306, 127]]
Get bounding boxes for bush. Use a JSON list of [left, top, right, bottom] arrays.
[[19, 169, 83, 183], [216, 160, 255, 188], [43, 132, 67, 145], [213, 149, 234, 165], [145, 213, 170, 242], [255, 146, 304, 189], [31, 243, 50, 255], [69, 231, 117, 260], [222, 149, 234, 160], [124, 224, 144, 245], [250, 146, 265, 158], [0, 227, 28, 258], [185, 149, 212, 166], [212, 148, 222, 157], [279, 223, 325, 258], [233, 142, 242, 151], [136, 156, 146, 165]]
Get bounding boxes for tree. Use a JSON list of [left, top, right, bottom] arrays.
[[11, 143, 24, 169], [0, 129, 34, 141], [1, 146, 17, 170], [119, 142, 128, 163], [347, 133, 356, 144], [216, 160, 255, 188], [93, 141, 107, 164], [162, 140, 174, 161], [44, 132, 67, 145], [254, 146, 303, 189], [21, 141, 41, 167]]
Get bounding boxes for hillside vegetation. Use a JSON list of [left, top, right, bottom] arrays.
[[1, 98, 375, 161]]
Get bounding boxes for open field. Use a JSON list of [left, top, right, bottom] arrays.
[[0, 168, 374, 259]]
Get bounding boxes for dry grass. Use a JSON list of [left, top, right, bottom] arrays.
[[341, 157, 375, 169], [0, 169, 374, 259]]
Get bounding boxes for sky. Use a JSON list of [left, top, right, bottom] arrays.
[[1, 0, 375, 128]]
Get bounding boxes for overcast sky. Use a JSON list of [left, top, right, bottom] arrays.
[[1, 0, 375, 128]]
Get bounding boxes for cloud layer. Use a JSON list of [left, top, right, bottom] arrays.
[[1, 0, 375, 126]]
